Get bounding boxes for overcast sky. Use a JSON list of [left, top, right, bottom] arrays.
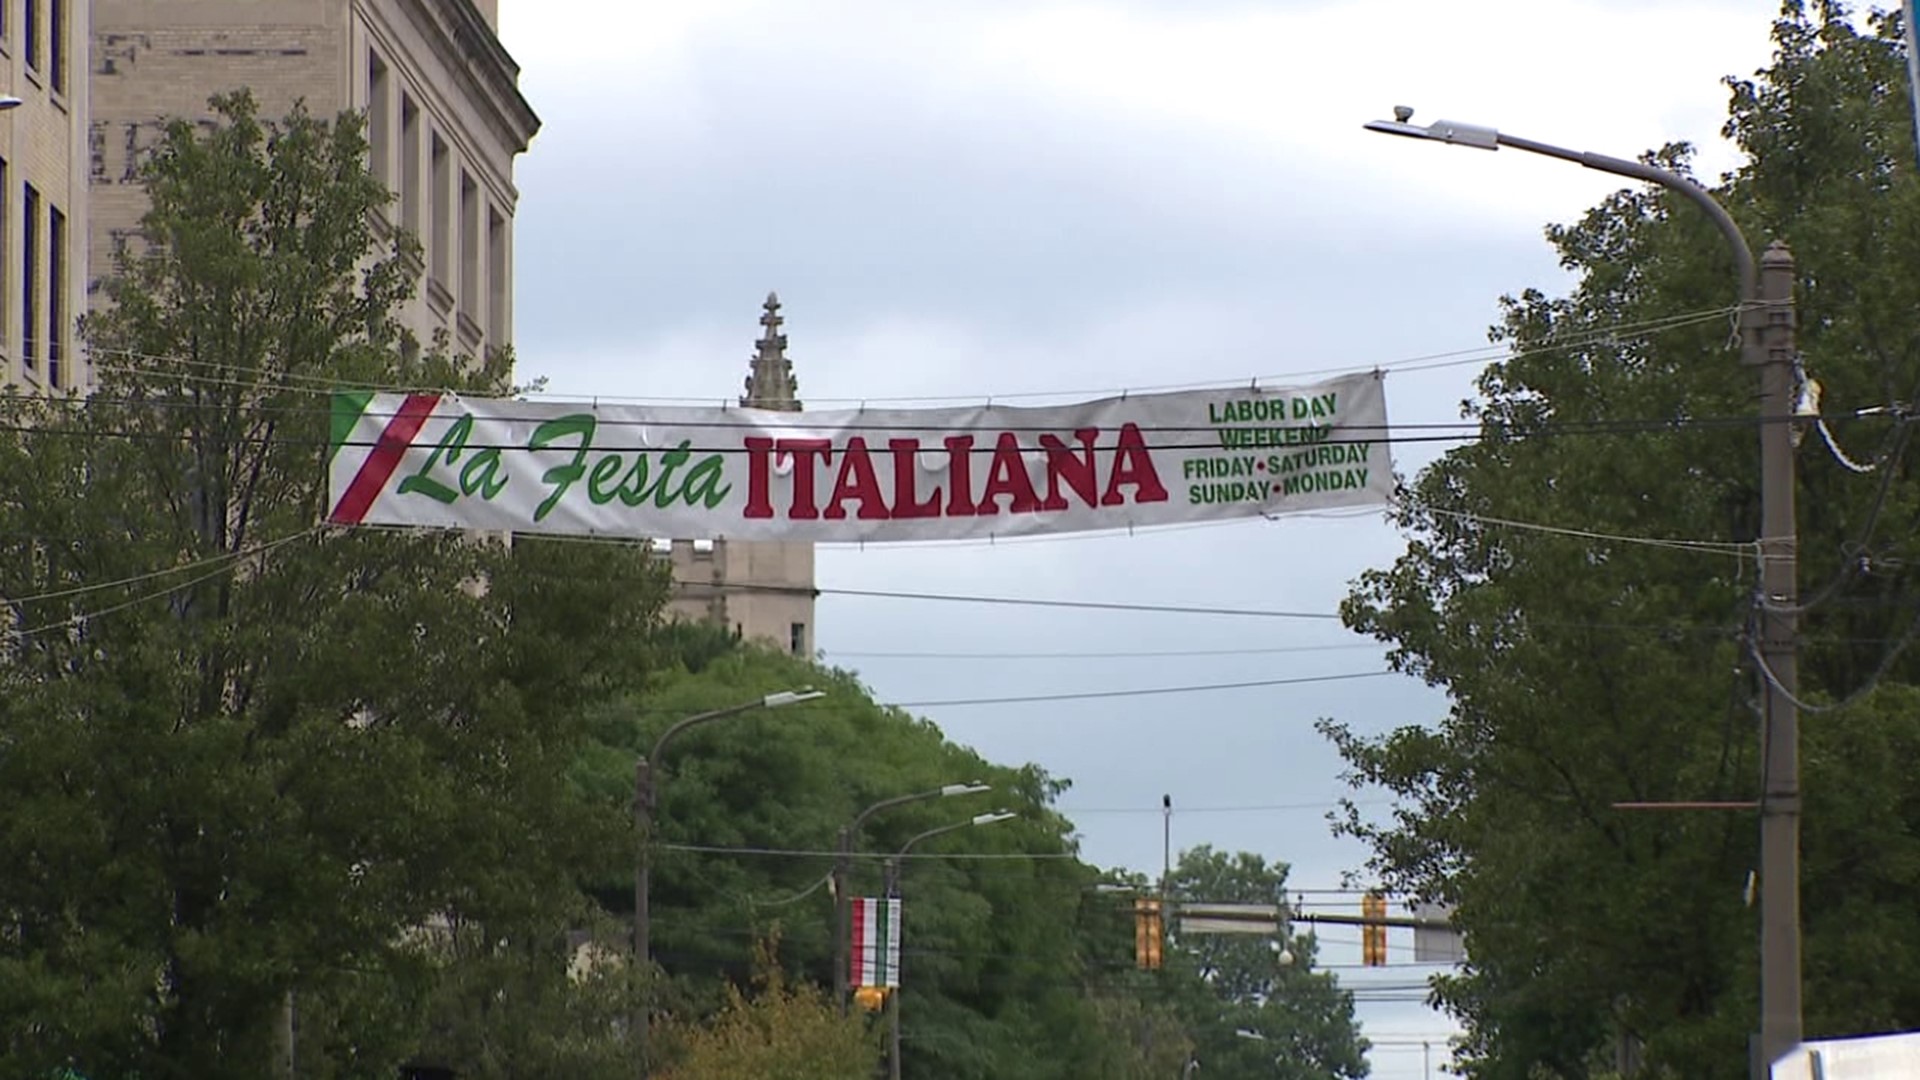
[[497, 1, 1778, 1071]]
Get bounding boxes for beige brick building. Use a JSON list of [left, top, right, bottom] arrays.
[[0, 0, 90, 392], [88, 0, 537, 366], [664, 293, 819, 657]]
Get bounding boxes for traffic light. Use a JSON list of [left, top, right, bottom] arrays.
[[1361, 892, 1387, 967], [1134, 898, 1163, 970], [852, 985, 889, 1012]]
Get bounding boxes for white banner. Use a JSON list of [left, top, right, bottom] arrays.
[[326, 372, 1391, 542]]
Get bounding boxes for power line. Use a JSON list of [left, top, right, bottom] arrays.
[[887, 670, 1392, 708], [83, 303, 1739, 405], [656, 842, 1081, 860], [825, 643, 1380, 660], [716, 581, 1343, 621], [1057, 799, 1389, 814]]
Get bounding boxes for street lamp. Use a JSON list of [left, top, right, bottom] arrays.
[[881, 810, 1016, 1080], [834, 782, 991, 1012], [633, 687, 823, 1078], [0, 97, 22, 111], [1365, 108, 1801, 1069]]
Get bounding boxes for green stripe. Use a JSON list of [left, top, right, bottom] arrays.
[[329, 390, 376, 465], [875, 899, 893, 985]]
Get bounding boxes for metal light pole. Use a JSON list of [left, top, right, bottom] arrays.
[[633, 687, 823, 1079], [834, 782, 991, 1015], [1365, 109, 1801, 1072], [881, 811, 1016, 1080]]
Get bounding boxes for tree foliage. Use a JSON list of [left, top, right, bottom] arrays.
[[656, 936, 878, 1080], [1324, 4, 1920, 1077], [0, 93, 667, 1078], [1164, 847, 1369, 1080]]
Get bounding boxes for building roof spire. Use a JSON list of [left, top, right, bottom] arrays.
[[741, 291, 801, 411]]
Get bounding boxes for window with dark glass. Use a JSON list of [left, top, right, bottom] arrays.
[[25, 0, 39, 74], [47, 206, 63, 388], [22, 183, 38, 370]]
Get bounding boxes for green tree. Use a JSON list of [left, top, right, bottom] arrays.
[[575, 643, 1119, 1079], [0, 92, 667, 1077], [1165, 847, 1369, 1080], [1324, 4, 1920, 1077]]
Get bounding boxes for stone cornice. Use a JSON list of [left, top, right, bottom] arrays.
[[399, 0, 541, 160]]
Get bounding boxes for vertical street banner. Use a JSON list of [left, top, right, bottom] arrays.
[[850, 896, 901, 989], [326, 371, 1393, 542]]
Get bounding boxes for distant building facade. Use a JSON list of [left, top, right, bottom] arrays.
[[664, 293, 818, 656], [88, 0, 537, 364], [0, 0, 91, 392]]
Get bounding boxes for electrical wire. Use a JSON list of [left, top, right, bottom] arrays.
[[887, 670, 1391, 708], [4, 526, 324, 605], [825, 643, 1379, 660], [1056, 800, 1390, 814], [11, 528, 319, 637], [1421, 506, 1759, 558], [695, 581, 1342, 621], [83, 303, 1740, 407], [656, 842, 1081, 860]]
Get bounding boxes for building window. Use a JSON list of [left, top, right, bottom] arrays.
[[22, 184, 37, 370], [486, 208, 506, 344], [399, 94, 420, 236], [0, 159, 10, 348], [24, 0, 39, 75], [458, 172, 478, 318], [46, 206, 61, 389], [366, 51, 389, 193], [429, 133, 449, 288], [790, 622, 806, 656], [48, 0, 63, 94]]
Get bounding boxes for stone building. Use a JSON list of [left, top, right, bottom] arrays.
[[88, 0, 537, 365], [663, 293, 818, 657], [0, 0, 90, 392]]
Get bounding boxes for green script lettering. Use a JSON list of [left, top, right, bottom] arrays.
[[397, 414, 473, 504], [529, 414, 597, 522]]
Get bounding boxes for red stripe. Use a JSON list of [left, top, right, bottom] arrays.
[[850, 898, 867, 985], [328, 393, 443, 525]]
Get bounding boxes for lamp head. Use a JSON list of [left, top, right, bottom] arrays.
[[940, 782, 990, 797], [1364, 108, 1500, 151], [762, 688, 824, 708], [971, 810, 1017, 826], [0, 96, 22, 112]]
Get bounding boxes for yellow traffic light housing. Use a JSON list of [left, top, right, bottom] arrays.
[[1134, 898, 1164, 970], [1361, 893, 1387, 967]]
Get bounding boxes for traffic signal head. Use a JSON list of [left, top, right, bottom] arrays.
[[1362, 892, 1387, 967], [1134, 898, 1163, 970]]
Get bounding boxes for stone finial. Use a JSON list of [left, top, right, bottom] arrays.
[[741, 292, 801, 411]]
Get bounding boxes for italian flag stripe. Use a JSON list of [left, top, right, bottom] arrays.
[[851, 897, 901, 988], [328, 392, 443, 525], [328, 389, 376, 465]]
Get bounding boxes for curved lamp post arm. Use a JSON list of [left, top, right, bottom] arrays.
[[887, 811, 1016, 894], [1363, 114, 1756, 302], [648, 689, 823, 774], [850, 781, 989, 837]]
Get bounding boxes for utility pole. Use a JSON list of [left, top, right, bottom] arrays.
[[1363, 110, 1804, 1075], [1754, 241, 1801, 1074]]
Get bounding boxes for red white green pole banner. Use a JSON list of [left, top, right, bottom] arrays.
[[851, 896, 901, 989], [326, 372, 1392, 541]]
